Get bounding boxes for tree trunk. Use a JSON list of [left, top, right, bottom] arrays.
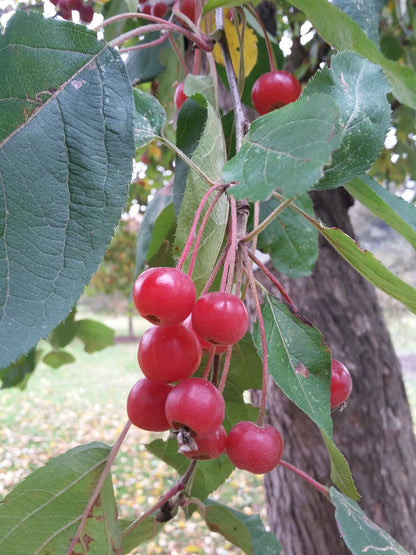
[[257, 189, 416, 554]]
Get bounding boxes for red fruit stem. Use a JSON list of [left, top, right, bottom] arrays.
[[102, 14, 214, 52], [121, 460, 198, 538], [168, 33, 189, 75], [222, 195, 238, 293], [245, 248, 296, 309], [279, 459, 330, 498], [192, 47, 202, 75], [200, 245, 228, 296], [214, 8, 246, 152], [119, 32, 170, 54], [202, 346, 216, 379], [247, 4, 276, 72], [176, 184, 225, 271], [242, 248, 268, 427], [188, 188, 226, 277], [66, 420, 132, 554], [218, 345, 233, 393]]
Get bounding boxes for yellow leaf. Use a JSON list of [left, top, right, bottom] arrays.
[[213, 12, 258, 78]]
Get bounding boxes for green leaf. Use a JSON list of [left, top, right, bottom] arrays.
[[322, 435, 360, 500], [253, 294, 358, 498], [290, 0, 416, 109], [0, 347, 39, 389], [134, 184, 175, 276], [313, 222, 416, 314], [174, 103, 228, 294], [304, 52, 391, 190], [121, 518, 165, 553], [330, 488, 410, 554], [254, 294, 333, 436], [75, 319, 115, 353], [0, 12, 134, 369], [146, 438, 234, 503], [146, 203, 176, 268], [173, 99, 208, 216], [332, 0, 382, 45], [43, 349, 76, 369], [199, 500, 282, 554], [0, 442, 122, 554], [183, 74, 216, 109], [222, 334, 262, 429], [126, 30, 170, 83], [223, 94, 343, 201], [102, 0, 138, 42], [134, 88, 166, 148], [47, 309, 77, 349], [346, 174, 416, 250], [257, 195, 318, 278]]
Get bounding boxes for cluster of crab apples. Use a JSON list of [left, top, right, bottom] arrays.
[[127, 267, 352, 474], [126, 266, 284, 474], [52, 0, 94, 23]]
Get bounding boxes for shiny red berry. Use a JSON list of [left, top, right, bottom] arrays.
[[183, 316, 227, 354], [181, 426, 227, 460], [138, 324, 202, 383], [174, 82, 188, 110], [165, 378, 225, 436], [251, 70, 302, 115], [191, 292, 248, 346], [127, 378, 172, 431], [226, 421, 284, 474], [330, 359, 352, 409], [133, 267, 196, 326]]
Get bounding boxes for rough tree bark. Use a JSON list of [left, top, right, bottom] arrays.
[[257, 189, 416, 554]]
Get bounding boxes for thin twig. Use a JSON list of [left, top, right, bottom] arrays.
[[279, 459, 330, 498]]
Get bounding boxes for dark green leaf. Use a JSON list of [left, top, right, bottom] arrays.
[[0, 12, 134, 369], [174, 103, 228, 294], [173, 100, 208, 217], [146, 438, 234, 503], [304, 52, 390, 190], [257, 195, 318, 277], [223, 94, 342, 201], [126, 31, 170, 83], [332, 0, 382, 45], [346, 174, 416, 250], [253, 294, 359, 498], [330, 488, 409, 554], [146, 203, 176, 268], [0, 347, 38, 389], [200, 500, 282, 554], [183, 74, 216, 108], [47, 309, 77, 349], [134, 184, 175, 276], [121, 518, 165, 553], [75, 319, 115, 353], [134, 88, 166, 147], [0, 443, 121, 554], [290, 0, 416, 109], [254, 294, 332, 436], [43, 349, 76, 369]]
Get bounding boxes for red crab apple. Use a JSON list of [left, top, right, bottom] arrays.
[[226, 421, 284, 474], [251, 70, 302, 115], [133, 267, 196, 326], [165, 378, 225, 436], [330, 359, 353, 409], [180, 425, 227, 460], [127, 378, 172, 431], [191, 292, 248, 346]]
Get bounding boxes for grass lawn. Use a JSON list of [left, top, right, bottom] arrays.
[[1, 312, 415, 554]]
